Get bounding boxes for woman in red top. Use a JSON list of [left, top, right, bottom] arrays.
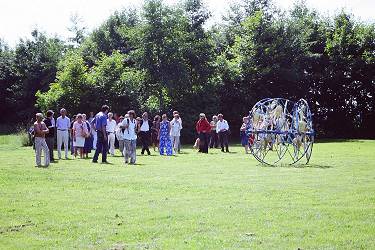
[[195, 113, 211, 153]]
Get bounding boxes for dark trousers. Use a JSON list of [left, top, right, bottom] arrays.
[[198, 132, 209, 153], [45, 137, 54, 160], [209, 130, 218, 148], [93, 131, 108, 162], [139, 131, 151, 155], [218, 131, 229, 152]]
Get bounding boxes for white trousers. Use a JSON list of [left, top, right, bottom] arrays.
[[108, 133, 115, 155], [171, 136, 180, 154], [35, 137, 50, 166], [92, 130, 97, 150], [57, 130, 69, 159]]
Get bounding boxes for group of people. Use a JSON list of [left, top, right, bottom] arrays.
[[32, 105, 251, 167]]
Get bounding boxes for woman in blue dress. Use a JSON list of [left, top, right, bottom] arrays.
[[158, 114, 173, 156]]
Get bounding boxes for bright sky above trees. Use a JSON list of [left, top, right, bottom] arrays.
[[0, 0, 374, 46]]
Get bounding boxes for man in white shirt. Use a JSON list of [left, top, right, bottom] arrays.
[[139, 112, 152, 155], [216, 113, 230, 152], [170, 113, 182, 155], [106, 112, 117, 156], [121, 110, 137, 164], [56, 108, 70, 159]]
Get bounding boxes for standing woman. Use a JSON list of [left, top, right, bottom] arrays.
[[70, 115, 77, 156], [34, 113, 50, 167], [209, 115, 218, 148], [158, 114, 173, 156], [151, 115, 161, 152], [170, 113, 182, 155], [116, 116, 125, 156], [82, 114, 93, 158], [240, 116, 250, 154], [43, 110, 55, 161], [88, 112, 97, 150], [195, 113, 211, 153], [73, 114, 88, 158]]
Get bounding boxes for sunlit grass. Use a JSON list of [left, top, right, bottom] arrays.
[[0, 136, 374, 249]]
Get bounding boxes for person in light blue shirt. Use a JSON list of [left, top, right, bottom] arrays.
[[92, 105, 109, 163], [56, 108, 70, 159]]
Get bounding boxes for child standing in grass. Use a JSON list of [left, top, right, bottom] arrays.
[[34, 113, 50, 167]]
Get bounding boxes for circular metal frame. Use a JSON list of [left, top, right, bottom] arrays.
[[246, 98, 314, 166]]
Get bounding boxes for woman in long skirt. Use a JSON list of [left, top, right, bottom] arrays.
[[83, 114, 93, 158]]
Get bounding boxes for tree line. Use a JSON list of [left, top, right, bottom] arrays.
[[0, 0, 374, 140]]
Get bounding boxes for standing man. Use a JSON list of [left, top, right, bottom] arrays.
[[121, 110, 137, 164], [43, 110, 55, 161], [93, 105, 110, 163], [106, 112, 117, 156], [139, 112, 152, 155], [34, 113, 50, 167], [195, 113, 211, 153], [56, 108, 70, 160], [216, 114, 230, 152]]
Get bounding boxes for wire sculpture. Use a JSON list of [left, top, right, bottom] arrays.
[[246, 98, 315, 165]]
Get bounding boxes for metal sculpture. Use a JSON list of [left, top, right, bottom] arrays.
[[246, 98, 314, 165]]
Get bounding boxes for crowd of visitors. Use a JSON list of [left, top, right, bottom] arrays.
[[31, 105, 251, 167]]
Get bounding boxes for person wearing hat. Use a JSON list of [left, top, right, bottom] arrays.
[[34, 113, 50, 167], [56, 108, 70, 159], [43, 110, 55, 161]]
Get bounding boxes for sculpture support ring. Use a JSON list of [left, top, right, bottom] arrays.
[[246, 98, 314, 166]]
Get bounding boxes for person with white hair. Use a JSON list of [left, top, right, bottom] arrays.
[[106, 112, 117, 156], [56, 108, 70, 159], [34, 113, 50, 167], [216, 114, 230, 152]]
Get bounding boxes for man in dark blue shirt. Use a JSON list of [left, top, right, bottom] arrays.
[[92, 105, 110, 163]]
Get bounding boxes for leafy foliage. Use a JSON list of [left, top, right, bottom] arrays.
[[0, 0, 374, 139]]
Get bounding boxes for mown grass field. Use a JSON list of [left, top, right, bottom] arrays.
[[0, 135, 374, 249]]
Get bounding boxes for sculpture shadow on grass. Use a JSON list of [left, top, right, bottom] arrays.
[[260, 163, 333, 169]]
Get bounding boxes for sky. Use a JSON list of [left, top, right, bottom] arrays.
[[0, 0, 374, 47]]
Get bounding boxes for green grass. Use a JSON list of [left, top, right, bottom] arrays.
[[0, 135, 374, 249]]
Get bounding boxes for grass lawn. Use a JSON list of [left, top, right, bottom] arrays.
[[0, 135, 374, 249]]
